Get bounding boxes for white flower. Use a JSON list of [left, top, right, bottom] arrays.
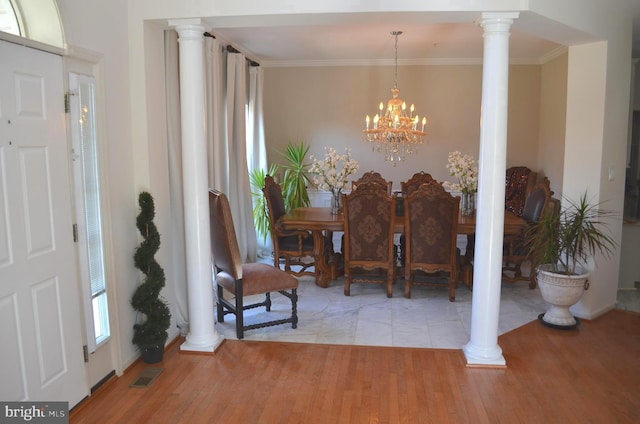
[[309, 147, 360, 192], [442, 150, 478, 194]]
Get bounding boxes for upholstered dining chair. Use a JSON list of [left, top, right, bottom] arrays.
[[399, 172, 438, 265], [502, 178, 552, 288], [209, 189, 298, 339], [401, 171, 436, 196], [505, 166, 538, 217], [404, 180, 461, 301], [351, 171, 393, 195], [263, 175, 317, 278], [343, 182, 397, 297]]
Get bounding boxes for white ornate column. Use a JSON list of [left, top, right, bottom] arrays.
[[463, 12, 518, 367], [170, 20, 224, 352]]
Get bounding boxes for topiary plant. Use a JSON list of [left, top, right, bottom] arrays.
[[131, 191, 171, 363]]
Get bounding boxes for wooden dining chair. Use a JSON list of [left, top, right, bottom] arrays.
[[399, 172, 439, 266], [263, 175, 317, 278], [343, 182, 397, 297], [502, 178, 552, 288], [351, 171, 393, 195], [401, 171, 436, 196], [209, 189, 298, 339], [505, 166, 538, 217], [404, 180, 461, 301]]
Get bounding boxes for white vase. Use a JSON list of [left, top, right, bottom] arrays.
[[536, 264, 589, 328]]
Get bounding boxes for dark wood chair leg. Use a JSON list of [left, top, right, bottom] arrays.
[[216, 284, 225, 323], [291, 288, 298, 329], [235, 282, 244, 339]]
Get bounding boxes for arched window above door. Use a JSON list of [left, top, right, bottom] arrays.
[[0, 0, 64, 48]]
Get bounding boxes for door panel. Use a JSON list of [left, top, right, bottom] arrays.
[[0, 40, 88, 407], [0, 293, 28, 400], [21, 147, 54, 256]]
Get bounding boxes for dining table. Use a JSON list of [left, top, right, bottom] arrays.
[[278, 207, 527, 288]]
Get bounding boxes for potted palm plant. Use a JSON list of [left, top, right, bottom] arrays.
[[280, 141, 313, 210], [526, 192, 617, 329], [250, 164, 279, 243]]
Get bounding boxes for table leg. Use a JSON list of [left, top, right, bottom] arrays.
[[462, 234, 475, 289], [311, 230, 331, 288]]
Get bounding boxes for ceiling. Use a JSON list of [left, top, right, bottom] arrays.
[[212, 23, 562, 66], [205, 10, 640, 67]]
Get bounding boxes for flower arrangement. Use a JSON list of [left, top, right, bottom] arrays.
[[442, 150, 478, 194], [309, 147, 360, 192]]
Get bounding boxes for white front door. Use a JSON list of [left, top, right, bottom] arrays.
[[0, 40, 88, 407]]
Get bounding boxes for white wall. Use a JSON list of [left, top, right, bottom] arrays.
[[538, 52, 568, 197], [263, 64, 542, 190]]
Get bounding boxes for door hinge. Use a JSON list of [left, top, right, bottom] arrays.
[[72, 223, 78, 243], [64, 90, 77, 114], [83, 345, 89, 362]]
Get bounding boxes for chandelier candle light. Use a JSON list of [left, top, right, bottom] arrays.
[[363, 31, 428, 165]]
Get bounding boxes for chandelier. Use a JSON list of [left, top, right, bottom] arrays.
[[363, 31, 428, 165]]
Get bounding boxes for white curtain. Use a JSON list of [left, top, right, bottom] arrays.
[[164, 30, 188, 334], [247, 66, 266, 173], [204, 37, 257, 262], [247, 66, 272, 258], [205, 37, 227, 192], [226, 52, 257, 262]]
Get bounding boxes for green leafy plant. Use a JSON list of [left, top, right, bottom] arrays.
[[280, 141, 313, 210], [250, 164, 279, 242], [131, 191, 171, 357], [526, 192, 617, 275]]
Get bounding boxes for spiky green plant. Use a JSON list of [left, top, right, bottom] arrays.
[[280, 141, 313, 210], [131, 192, 171, 355], [249, 164, 279, 242], [526, 192, 617, 275]]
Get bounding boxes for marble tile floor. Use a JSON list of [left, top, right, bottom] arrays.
[[215, 272, 640, 348]]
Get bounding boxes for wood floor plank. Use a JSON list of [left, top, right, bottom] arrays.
[[70, 310, 640, 423]]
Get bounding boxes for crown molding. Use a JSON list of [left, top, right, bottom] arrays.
[[262, 56, 550, 68]]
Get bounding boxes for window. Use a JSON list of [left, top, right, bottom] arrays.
[[69, 73, 110, 352], [0, 0, 22, 36]]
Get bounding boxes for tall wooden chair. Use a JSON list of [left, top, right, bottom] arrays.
[[209, 189, 298, 339], [352, 171, 393, 195], [343, 182, 397, 297], [404, 181, 461, 301], [401, 171, 436, 196], [263, 175, 317, 278], [505, 166, 538, 217], [502, 178, 552, 288], [399, 172, 438, 265]]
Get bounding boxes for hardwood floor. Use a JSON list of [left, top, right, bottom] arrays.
[[70, 309, 639, 423]]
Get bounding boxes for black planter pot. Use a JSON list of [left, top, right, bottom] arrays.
[[140, 346, 164, 364]]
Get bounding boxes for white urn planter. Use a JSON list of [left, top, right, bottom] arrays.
[[536, 264, 589, 329]]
